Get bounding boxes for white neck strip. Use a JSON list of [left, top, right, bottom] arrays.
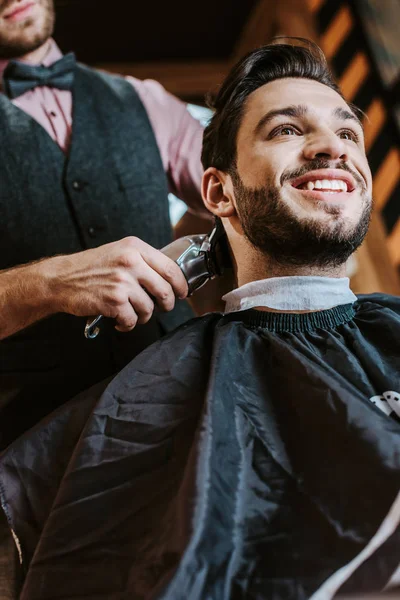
[[222, 276, 357, 314]]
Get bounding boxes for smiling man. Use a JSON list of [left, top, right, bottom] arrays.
[[201, 46, 372, 286], [1, 41, 400, 600]]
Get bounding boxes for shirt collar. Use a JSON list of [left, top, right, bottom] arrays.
[[0, 39, 62, 84], [222, 276, 357, 314]]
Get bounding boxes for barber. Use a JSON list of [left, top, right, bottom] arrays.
[[0, 0, 210, 447]]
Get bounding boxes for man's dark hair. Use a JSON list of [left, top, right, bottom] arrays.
[[201, 39, 343, 172]]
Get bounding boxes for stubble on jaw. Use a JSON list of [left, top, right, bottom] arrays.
[[230, 166, 372, 270], [0, 0, 55, 58]]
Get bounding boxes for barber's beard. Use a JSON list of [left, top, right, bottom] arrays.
[[231, 162, 372, 269], [0, 0, 55, 58]]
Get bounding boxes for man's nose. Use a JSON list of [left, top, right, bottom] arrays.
[[303, 130, 348, 162]]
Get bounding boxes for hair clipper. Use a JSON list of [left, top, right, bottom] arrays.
[[84, 218, 229, 339]]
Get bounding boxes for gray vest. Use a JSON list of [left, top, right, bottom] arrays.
[[0, 64, 193, 447]]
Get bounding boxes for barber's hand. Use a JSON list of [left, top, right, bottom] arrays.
[[45, 237, 188, 332]]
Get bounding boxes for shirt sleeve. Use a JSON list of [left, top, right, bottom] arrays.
[[126, 76, 210, 217]]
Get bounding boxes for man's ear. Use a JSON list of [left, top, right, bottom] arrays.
[[202, 167, 236, 218]]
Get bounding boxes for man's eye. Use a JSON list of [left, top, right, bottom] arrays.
[[271, 125, 299, 137], [338, 129, 359, 142]]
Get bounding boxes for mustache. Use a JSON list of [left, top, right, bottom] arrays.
[[280, 159, 366, 192]]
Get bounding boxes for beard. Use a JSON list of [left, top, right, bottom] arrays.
[[232, 160, 372, 270], [0, 0, 55, 58]]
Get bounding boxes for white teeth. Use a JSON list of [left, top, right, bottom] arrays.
[[298, 179, 348, 192]]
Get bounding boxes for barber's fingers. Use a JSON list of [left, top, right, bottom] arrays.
[[114, 304, 138, 333], [133, 240, 188, 300], [114, 283, 155, 331], [136, 267, 179, 313], [112, 270, 179, 332]]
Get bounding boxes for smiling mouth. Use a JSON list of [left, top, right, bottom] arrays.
[[289, 169, 357, 197], [294, 179, 349, 193]]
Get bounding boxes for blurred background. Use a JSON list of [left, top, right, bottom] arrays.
[[53, 0, 400, 296]]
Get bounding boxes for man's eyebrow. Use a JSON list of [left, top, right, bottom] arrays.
[[254, 105, 308, 135], [254, 104, 364, 136], [333, 106, 364, 130]]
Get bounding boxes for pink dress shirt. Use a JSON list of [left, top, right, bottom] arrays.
[[0, 40, 207, 216]]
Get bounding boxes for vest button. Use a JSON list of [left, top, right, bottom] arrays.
[[88, 227, 96, 237], [72, 180, 83, 191]]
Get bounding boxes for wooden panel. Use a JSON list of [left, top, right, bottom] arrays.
[[351, 243, 383, 294], [95, 60, 229, 99], [275, 0, 318, 42], [387, 218, 400, 266], [363, 98, 387, 152], [233, 0, 318, 62], [373, 147, 400, 210], [308, 0, 324, 13], [339, 53, 369, 101], [351, 212, 400, 295], [321, 5, 353, 60], [231, 0, 275, 62]]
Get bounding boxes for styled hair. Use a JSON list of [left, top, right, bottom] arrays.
[[201, 38, 343, 172]]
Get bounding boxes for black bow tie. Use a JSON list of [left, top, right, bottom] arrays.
[[2, 52, 76, 99]]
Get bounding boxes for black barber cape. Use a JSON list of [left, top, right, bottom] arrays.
[[1, 294, 400, 600]]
